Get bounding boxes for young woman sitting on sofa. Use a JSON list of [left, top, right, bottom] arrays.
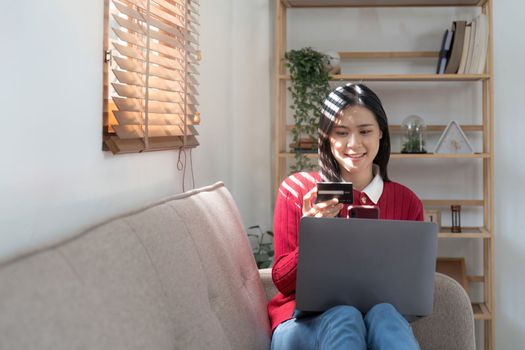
[[268, 83, 423, 350]]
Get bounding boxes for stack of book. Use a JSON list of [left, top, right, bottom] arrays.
[[436, 14, 489, 75]]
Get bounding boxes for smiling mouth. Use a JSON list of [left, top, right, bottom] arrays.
[[346, 153, 366, 159]]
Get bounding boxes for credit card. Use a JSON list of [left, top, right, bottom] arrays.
[[316, 182, 353, 204]]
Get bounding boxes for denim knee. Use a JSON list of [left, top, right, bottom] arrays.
[[319, 305, 367, 350], [365, 303, 419, 350], [367, 303, 397, 317], [324, 305, 362, 320]]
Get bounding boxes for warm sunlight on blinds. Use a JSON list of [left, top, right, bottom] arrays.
[[103, 0, 200, 154]]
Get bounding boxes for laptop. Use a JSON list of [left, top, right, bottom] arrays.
[[296, 217, 438, 317]]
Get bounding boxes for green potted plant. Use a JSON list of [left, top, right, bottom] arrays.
[[284, 47, 331, 173], [247, 225, 274, 268]]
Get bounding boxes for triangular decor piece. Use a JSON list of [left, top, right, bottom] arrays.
[[434, 121, 474, 154]]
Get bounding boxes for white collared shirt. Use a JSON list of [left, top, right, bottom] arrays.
[[360, 164, 384, 205]]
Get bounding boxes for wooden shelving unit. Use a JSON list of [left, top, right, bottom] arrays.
[[278, 152, 490, 159], [274, 0, 494, 348], [282, 0, 488, 7], [438, 226, 491, 238], [473, 302, 492, 320], [286, 124, 484, 132], [279, 73, 490, 81]]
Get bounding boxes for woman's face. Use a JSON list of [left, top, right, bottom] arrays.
[[329, 105, 383, 179]]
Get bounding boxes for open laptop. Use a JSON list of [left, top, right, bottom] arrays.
[[296, 217, 438, 317]]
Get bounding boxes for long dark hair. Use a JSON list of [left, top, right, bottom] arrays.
[[318, 83, 391, 182]]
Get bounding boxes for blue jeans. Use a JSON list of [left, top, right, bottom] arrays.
[[270, 304, 420, 350]]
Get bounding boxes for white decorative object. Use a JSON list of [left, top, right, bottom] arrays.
[[323, 50, 341, 74], [401, 115, 428, 153], [434, 121, 474, 154]]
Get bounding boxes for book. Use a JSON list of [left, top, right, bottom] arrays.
[[461, 14, 489, 74], [436, 29, 454, 74], [445, 21, 467, 74], [475, 14, 489, 74], [457, 23, 471, 74], [468, 15, 482, 73], [464, 16, 477, 74]]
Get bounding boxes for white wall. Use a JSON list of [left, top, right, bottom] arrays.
[[493, 0, 525, 348], [0, 0, 273, 260], [228, 0, 273, 232]]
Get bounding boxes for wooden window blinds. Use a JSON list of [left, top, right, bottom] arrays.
[[103, 0, 200, 154]]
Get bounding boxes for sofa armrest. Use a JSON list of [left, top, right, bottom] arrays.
[[259, 268, 278, 302], [411, 273, 475, 350], [259, 270, 475, 349]]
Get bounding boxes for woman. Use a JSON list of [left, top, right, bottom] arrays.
[[269, 83, 423, 350]]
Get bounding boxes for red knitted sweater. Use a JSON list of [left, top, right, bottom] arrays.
[[268, 172, 424, 331]]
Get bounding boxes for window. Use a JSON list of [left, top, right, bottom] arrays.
[[103, 0, 200, 154]]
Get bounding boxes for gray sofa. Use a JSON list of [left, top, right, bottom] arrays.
[[0, 182, 475, 349]]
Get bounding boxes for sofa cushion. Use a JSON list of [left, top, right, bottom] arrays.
[[0, 182, 271, 350], [259, 269, 475, 350]]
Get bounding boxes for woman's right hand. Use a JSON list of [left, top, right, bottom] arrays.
[[302, 186, 344, 218]]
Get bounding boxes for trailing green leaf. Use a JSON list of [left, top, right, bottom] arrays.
[[284, 47, 330, 173]]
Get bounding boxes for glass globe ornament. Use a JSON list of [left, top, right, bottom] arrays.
[[401, 115, 427, 153]]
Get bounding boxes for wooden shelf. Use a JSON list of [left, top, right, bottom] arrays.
[[467, 275, 485, 283], [286, 124, 483, 133], [283, 0, 487, 8], [438, 227, 491, 238], [339, 51, 439, 59], [279, 74, 490, 81], [472, 303, 491, 320], [391, 153, 489, 159], [279, 152, 318, 158], [422, 199, 484, 207], [279, 152, 489, 159], [389, 124, 483, 133]]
